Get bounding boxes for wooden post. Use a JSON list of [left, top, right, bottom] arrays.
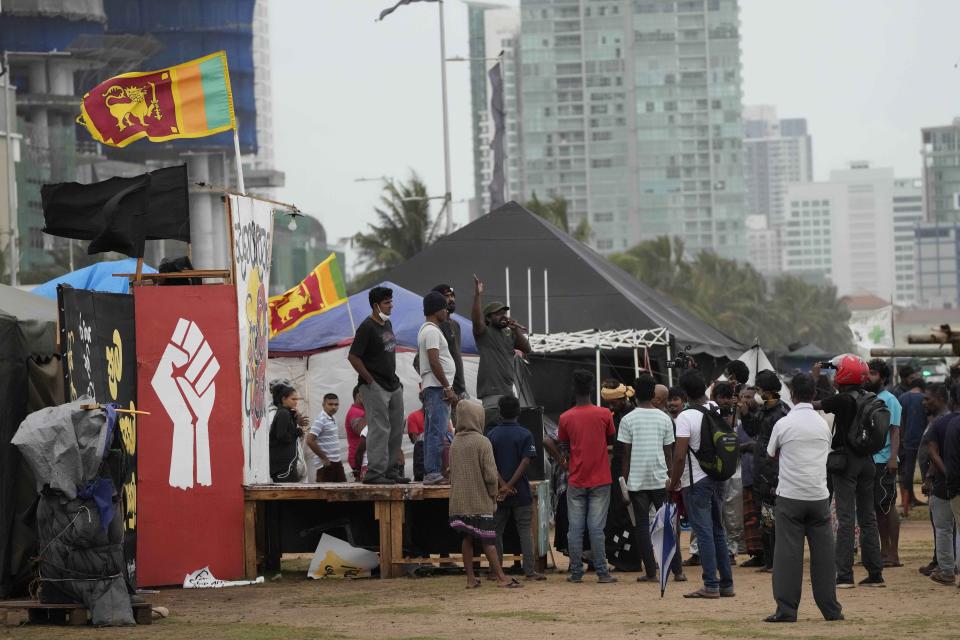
[[134, 257, 143, 284], [243, 501, 257, 580], [374, 501, 392, 579]]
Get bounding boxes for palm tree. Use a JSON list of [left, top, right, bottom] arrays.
[[768, 275, 853, 353], [609, 236, 690, 298], [351, 173, 444, 290], [525, 193, 591, 242]]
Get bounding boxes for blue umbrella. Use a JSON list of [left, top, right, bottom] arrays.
[[32, 259, 157, 299], [650, 501, 679, 598]]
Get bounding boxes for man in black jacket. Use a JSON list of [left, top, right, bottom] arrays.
[[740, 370, 790, 572]]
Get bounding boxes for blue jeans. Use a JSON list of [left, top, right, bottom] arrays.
[[683, 477, 733, 592], [567, 484, 611, 578], [423, 386, 450, 478]]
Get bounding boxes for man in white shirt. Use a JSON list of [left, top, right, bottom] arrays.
[[764, 373, 843, 623], [307, 393, 346, 482], [668, 370, 734, 599], [418, 291, 457, 485]]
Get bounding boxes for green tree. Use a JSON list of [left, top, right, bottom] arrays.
[[525, 193, 591, 242], [351, 173, 444, 291], [610, 235, 852, 353]]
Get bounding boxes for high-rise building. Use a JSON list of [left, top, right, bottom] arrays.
[[892, 178, 923, 307], [921, 119, 960, 225], [743, 105, 813, 228], [782, 162, 899, 301], [515, 0, 747, 257], [915, 222, 960, 309], [745, 214, 780, 276], [465, 2, 521, 220], [781, 182, 838, 284]]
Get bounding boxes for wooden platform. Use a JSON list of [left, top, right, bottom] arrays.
[[0, 600, 152, 626], [244, 481, 545, 579]]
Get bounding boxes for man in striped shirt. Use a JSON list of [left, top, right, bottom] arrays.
[[307, 393, 347, 483]]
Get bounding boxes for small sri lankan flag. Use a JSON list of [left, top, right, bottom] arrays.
[[78, 51, 236, 148], [269, 254, 349, 337]]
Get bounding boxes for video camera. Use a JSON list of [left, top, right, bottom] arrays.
[[666, 345, 696, 370]]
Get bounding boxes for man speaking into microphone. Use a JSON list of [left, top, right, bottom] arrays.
[[471, 274, 532, 426]]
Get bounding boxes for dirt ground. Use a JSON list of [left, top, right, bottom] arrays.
[[4, 512, 959, 640]]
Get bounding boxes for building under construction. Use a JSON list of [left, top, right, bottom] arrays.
[[0, 0, 286, 284]]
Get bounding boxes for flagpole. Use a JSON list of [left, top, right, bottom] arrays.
[[437, 0, 453, 234], [232, 127, 246, 194]]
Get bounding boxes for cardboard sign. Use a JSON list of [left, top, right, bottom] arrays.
[[58, 287, 139, 585], [134, 285, 244, 586], [307, 534, 379, 579], [228, 195, 274, 484]]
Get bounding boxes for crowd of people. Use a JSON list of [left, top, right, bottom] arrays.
[[264, 278, 960, 621]]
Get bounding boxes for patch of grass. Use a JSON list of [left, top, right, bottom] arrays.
[[467, 610, 563, 623], [1, 622, 353, 640], [367, 605, 436, 616]]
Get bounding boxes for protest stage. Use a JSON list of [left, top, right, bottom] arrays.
[[244, 481, 549, 579]]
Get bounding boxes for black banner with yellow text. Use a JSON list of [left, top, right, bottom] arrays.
[[57, 286, 138, 586]]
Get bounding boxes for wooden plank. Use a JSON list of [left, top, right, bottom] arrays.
[[243, 500, 257, 580], [388, 501, 404, 578]]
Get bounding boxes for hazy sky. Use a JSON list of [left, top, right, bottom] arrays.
[[270, 0, 960, 271]]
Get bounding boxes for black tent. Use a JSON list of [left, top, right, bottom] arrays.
[[0, 284, 62, 597], [386, 202, 742, 358]]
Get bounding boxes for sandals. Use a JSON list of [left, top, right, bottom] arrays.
[[683, 588, 720, 599], [636, 575, 658, 583], [498, 578, 524, 588], [465, 578, 482, 589]]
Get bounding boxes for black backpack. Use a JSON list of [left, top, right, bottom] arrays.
[[846, 391, 891, 455], [688, 405, 740, 481]]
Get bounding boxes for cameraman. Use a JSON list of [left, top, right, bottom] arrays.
[[739, 370, 789, 573]]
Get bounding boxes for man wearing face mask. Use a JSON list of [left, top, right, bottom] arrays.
[[348, 286, 408, 485], [740, 370, 790, 573], [430, 284, 467, 398], [472, 274, 531, 426]]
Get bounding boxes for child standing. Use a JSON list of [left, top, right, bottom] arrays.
[[448, 400, 522, 589]]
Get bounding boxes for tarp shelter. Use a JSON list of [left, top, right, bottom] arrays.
[[31, 259, 157, 299], [267, 282, 478, 480], [0, 284, 64, 597], [384, 202, 743, 359]]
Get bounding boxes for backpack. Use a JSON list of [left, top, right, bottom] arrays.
[[688, 405, 740, 481], [845, 391, 891, 455]]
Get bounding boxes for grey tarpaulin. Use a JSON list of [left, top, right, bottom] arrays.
[[11, 396, 108, 500], [11, 399, 133, 626]]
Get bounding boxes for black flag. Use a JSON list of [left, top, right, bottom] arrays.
[[488, 61, 506, 211], [378, 0, 437, 21], [41, 164, 190, 258]]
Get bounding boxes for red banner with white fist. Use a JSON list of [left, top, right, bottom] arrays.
[[134, 285, 244, 586]]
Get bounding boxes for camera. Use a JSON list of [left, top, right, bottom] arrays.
[[666, 345, 696, 369]]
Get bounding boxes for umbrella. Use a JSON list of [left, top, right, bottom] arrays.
[[650, 501, 679, 598]]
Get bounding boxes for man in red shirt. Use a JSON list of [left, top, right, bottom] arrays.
[[344, 386, 367, 481], [558, 369, 617, 583]]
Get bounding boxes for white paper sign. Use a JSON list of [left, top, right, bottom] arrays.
[[183, 566, 264, 589]]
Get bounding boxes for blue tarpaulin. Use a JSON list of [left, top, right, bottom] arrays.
[[268, 281, 477, 356], [32, 259, 157, 299]]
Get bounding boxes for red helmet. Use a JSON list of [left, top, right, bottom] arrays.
[[833, 354, 868, 386]]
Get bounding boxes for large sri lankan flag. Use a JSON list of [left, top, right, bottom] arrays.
[[78, 51, 235, 148], [269, 254, 348, 337]]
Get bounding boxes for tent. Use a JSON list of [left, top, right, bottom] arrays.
[[384, 202, 743, 359], [269, 280, 477, 356], [31, 259, 157, 300], [267, 282, 478, 480], [0, 284, 63, 597]]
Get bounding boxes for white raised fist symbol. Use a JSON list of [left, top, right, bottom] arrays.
[[152, 318, 220, 490]]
